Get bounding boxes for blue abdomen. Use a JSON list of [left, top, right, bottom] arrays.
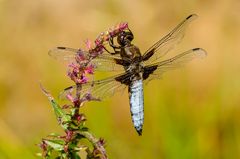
[[129, 79, 144, 135]]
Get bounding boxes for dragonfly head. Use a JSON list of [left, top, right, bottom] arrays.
[[117, 30, 134, 46]]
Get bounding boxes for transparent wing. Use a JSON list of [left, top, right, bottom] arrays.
[[91, 53, 125, 71], [59, 72, 133, 100], [142, 14, 198, 65], [143, 48, 207, 83], [48, 47, 82, 62], [48, 46, 124, 72]]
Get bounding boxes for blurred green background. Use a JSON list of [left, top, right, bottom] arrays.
[[1, 0, 240, 158]]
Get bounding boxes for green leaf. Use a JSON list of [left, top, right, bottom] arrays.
[[36, 153, 42, 157], [50, 100, 71, 123], [44, 139, 65, 151], [71, 152, 81, 159], [48, 133, 60, 137], [61, 153, 67, 158], [40, 84, 71, 130], [74, 146, 88, 151], [80, 127, 89, 131]]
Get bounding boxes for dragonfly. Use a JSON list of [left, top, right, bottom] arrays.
[[49, 14, 207, 135]]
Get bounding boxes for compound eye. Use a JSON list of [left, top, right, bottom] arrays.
[[118, 36, 124, 44], [126, 35, 133, 41]]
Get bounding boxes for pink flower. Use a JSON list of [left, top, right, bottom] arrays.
[[77, 75, 88, 84], [73, 98, 80, 107], [74, 113, 84, 122], [76, 50, 87, 62], [85, 39, 94, 50], [109, 22, 128, 37], [65, 130, 74, 142], [95, 38, 102, 46], [89, 47, 104, 58], [81, 75, 88, 83], [81, 92, 101, 103], [68, 63, 80, 73], [98, 138, 106, 146], [118, 22, 128, 31], [67, 71, 79, 83], [85, 65, 94, 74], [66, 94, 74, 103], [67, 71, 75, 81], [95, 32, 104, 46], [76, 114, 82, 122], [39, 140, 47, 151]]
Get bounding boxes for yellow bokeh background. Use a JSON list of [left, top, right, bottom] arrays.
[[1, 0, 240, 158]]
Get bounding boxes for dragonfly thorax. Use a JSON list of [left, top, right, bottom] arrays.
[[121, 45, 142, 60], [126, 60, 144, 74]]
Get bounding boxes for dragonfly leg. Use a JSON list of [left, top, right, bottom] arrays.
[[128, 28, 134, 39], [102, 46, 120, 55], [109, 35, 121, 49]]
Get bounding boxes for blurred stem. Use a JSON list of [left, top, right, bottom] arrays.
[[78, 131, 108, 159]]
